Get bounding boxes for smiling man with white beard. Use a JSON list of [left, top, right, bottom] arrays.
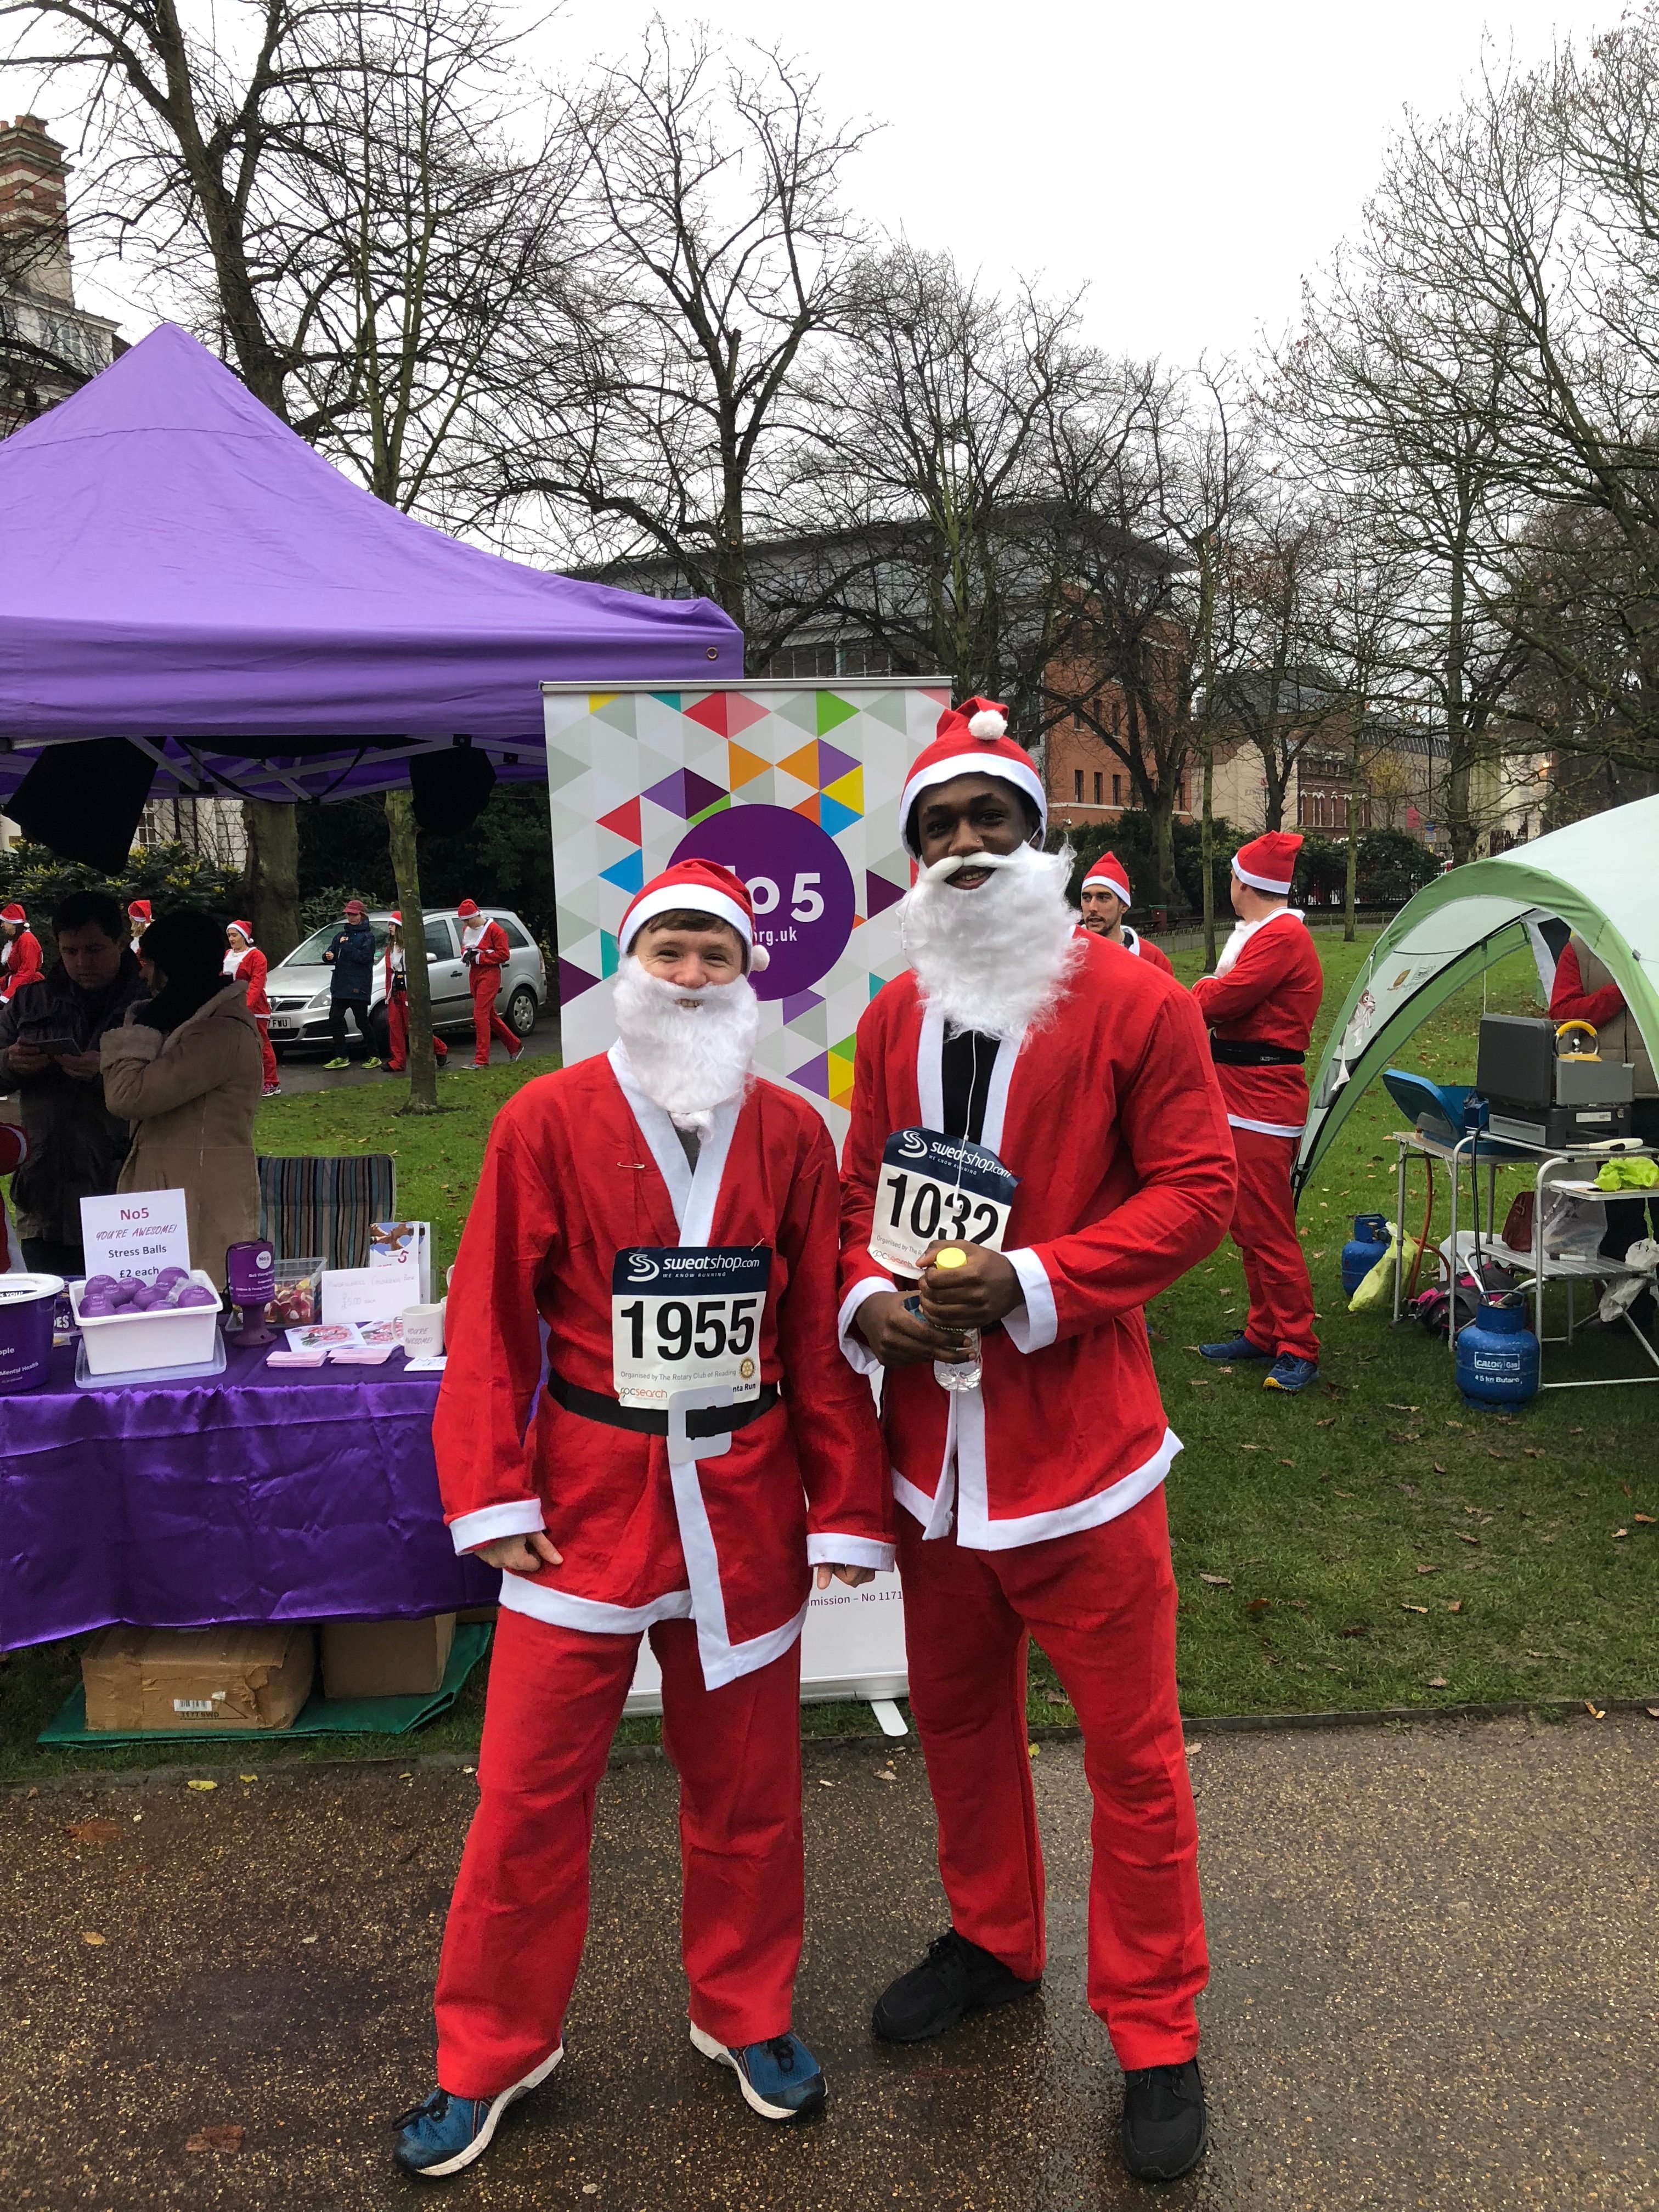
[[396, 857, 891, 2179], [838, 699, 1237, 2186]]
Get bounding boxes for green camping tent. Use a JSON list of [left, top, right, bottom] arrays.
[[1295, 793, 1659, 1193]]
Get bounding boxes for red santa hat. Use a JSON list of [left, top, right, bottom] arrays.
[[456, 898, 481, 918], [227, 919, 253, 942], [899, 697, 1047, 857], [0, 904, 25, 924], [1081, 852, 1132, 906], [618, 859, 771, 972], [1232, 831, 1302, 896], [127, 899, 150, 924]]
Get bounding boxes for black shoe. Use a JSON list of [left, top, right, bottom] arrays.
[[871, 1928, 1041, 2044], [1120, 2058, 1208, 2182]]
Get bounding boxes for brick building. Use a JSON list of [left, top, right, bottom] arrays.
[[0, 114, 121, 436]]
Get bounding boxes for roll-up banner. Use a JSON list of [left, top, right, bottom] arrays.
[[541, 678, 944, 1711]]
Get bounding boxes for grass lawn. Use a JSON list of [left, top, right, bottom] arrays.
[[4, 927, 1654, 1779]]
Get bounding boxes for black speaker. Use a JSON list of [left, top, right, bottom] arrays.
[[8, 738, 158, 872], [409, 746, 496, 834]]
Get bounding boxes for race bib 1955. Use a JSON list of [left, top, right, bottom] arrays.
[[611, 1246, 771, 1410], [869, 1128, 1019, 1276]]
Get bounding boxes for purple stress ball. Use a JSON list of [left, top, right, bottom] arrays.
[[116, 1275, 144, 1297], [83, 1274, 117, 1296], [174, 1284, 217, 1308], [78, 1294, 114, 1317], [155, 1267, 187, 1289]]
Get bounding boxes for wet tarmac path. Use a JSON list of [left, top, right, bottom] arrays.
[[5, 1714, 1656, 2210]]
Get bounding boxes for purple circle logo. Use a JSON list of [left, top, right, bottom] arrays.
[[670, 804, 856, 1002]]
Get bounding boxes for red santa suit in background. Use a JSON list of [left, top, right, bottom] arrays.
[[1188, 832, 1323, 1377], [224, 923, 279, 1094], [382, 913, 448, 1073], [0, 906, 42, 1003], [1077, 851, 1175, 974], [839, 701, 1235, 2095], [456, 899, 521, 1067], [127, 900, 151, 960], [426, 859, 891, 2118]]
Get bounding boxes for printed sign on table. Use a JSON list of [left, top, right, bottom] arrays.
[[80, 1188, 191, 1277]]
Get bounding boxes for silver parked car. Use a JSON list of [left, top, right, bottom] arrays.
[[263, 907, 546, 1058]]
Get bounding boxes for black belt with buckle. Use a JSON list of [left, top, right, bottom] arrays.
[[546, 1369, 779, 1439], [1210, 1039, 1306, 1067]]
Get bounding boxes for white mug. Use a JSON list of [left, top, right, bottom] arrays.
[[402, 1302, 445, 1359]]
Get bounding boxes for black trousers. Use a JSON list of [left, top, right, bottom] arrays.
[[329, 997, 373, 1052]]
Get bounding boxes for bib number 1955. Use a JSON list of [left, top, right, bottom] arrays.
[[611, 1245, 771, 1409], [869, 1129, 1019, 1276]]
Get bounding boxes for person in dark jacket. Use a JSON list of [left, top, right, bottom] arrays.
[[0, 887, 149, 1276], [321, 898, 381, 1069]]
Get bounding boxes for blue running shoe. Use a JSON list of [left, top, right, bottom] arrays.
[[1263, 1353, 1319, 1392], [1197, 1333, 1273, 1362], [392, 2046, 562, 2177], [689, 2022, 826, 2121]]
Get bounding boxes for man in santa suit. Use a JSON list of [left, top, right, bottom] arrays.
[[839, 698, 1235, 2185], [224, 921, 280, 1096], [0, 905, 43, 1003], [127, 900, 151, 960], [1189, 831, 1324, 1393], [456, 898, 523, 1068], [1077, 853, 1174, 973], [394, 858, 892, 2179]]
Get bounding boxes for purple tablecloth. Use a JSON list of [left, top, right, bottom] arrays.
[[1, 1341, 499, 1650]]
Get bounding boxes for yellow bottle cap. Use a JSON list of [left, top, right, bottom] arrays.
[[932, 1247, 968, 1270]]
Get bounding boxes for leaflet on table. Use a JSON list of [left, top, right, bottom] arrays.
[[611, 1245, 770, 1409], [321, 1267, 411, 1339], [868, 1129, 1019, 1275], [368, 1220, 431, 1303], [80, 1188, 191, 1277]]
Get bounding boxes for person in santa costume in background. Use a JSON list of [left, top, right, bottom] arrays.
[[0, 905, 43, 1003], [456, 898, 522, 1068], [395, 858, 892, 2179], [223, 921, 280, 1096], [382, 913, 448, 1074], [1189, 831, 1324, 1393], [1076, 852, 1174, 973], [839, 698, 1235, 2186], [127, 900, 151, 960]]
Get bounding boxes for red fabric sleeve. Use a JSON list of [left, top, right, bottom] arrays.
[[837, 993, 898, 1306], [1023, 991, 1237, 1340], [431, 1106, 563, 1528], [774, 1116, 893, 1551], [1549, 942, 1625, 1033], [476, 922, 511, 970], [1189, 930, 1288, 1025]]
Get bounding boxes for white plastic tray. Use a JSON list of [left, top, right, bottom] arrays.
[[74, 1330, 227, 1391], [70, 1269, 224, 1376]]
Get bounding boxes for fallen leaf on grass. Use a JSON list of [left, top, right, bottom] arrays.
[[1247, 1598, 1272, 1613], [1042, 1688, 1071, 1706], [1445, 1600, 1463, 1612], [1613, 1529, 1629, 1540], [185, 1779, 216, 1792], [1635, 1515, 1656, 1526], [1198, 1573, 1233, 1588], [1416, 1564, 1440, 1575], [1427, 1677, 1449, 1689], [1184, 1741, 1203, 1758], [1585, 1702, 1606, 1720], [184, 2126, 245, 2153], [1458, 1533, 1481, 1547], [1314, 1417, 1336, 1428], [1189, 1379, 1210, 1388], [1338, 1624, 1369, 1639], [81, 1931, 105, 1946], [1433, 1463, 1448, 1475], [1240, 1443, 1262, 1451], [1386, 1404, 1421, 1413], [1401, 1603, 1430, 1614], [1487, 1449, 1508, 1462], [1522, 1448, 1544, 1459], [65, 1819, 120, 1846], [1647, 1708, 1659, 1720]]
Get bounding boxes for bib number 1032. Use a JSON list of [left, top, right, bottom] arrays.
[[868, 1129, 1019, 1276], [611, 1245, 771, 1410]]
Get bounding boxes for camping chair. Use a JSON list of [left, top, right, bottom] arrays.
[[257, 1154, 397, 1273]]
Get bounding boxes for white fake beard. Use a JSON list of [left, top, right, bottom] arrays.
[[899, 843, 1083, 1042], [612, 958, 760, 1128]]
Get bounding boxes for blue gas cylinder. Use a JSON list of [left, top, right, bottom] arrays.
[[1341, 1214, 1391, 1296], [1455, 1297, 1540, 1410]]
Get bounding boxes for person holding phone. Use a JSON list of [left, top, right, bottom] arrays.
[[0, 889, 148, 1278]]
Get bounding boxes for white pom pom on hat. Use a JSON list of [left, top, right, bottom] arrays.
[[967, 707, 1008, 740], [748, 943, 770, 972]]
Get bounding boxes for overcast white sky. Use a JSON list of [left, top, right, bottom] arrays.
[[59, 0, 1596, 363]]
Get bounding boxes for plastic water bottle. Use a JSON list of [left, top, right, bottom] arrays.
[[928, 1248, 981, 1393]]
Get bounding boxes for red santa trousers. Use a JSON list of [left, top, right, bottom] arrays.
[[254, 1017, 278, 1090], [896, 1486, 1207, 2070], [1227, 1124, 1318, 1361], [385, 990, 447, 1073], [434, 1607, 804, 2096], [469, 970, 518, 1065]]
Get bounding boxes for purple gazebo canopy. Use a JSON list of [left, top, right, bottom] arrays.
[[0, 324, 739, 799]]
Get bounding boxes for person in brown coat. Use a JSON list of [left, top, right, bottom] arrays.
[[99, 909, 263, 1285]]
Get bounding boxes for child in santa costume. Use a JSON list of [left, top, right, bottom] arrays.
[[1189, 831, 1324, 1392], [127, 899, 151, 960], [838, 699, 1235, 2185], [382, 913, 449, 1073], [1076, 853, 1175, 972], [456, 898, 522, 1067], [223, 922, 280, 1096], [395, 859, 893, 2179], [0, 905, 43, 1003]]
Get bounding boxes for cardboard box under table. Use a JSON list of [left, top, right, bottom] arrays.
[[82, 1624, 315, 1731], [321, 1613, 455, 1700]]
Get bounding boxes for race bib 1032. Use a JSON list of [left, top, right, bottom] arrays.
[[611, 1246, 771, 1410], [869, 1128, 1019, 1276]]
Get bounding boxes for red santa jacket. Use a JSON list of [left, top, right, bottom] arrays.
[[434, 1047, 893, 1688], [1188, 910, 1323, 1138], [1122, 925, 1174, 975], [231, 946, 270, 1019], [1, 930, 43, 1002], [838, 936, 1235, 1550], [1549, 940, 1624, 1031], [462, 918, 510, 983]]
